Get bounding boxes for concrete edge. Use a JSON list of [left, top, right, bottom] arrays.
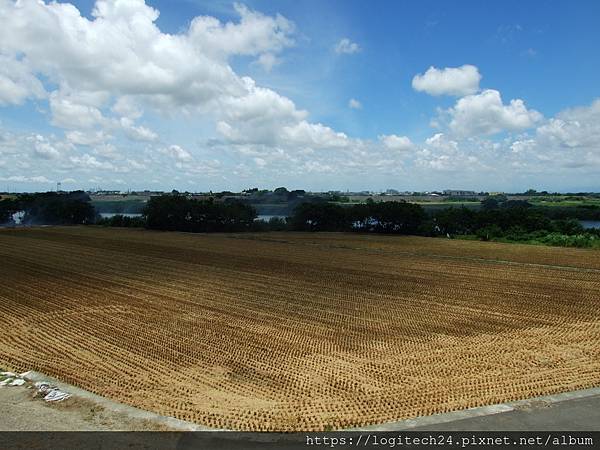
[[23, 371, 223, 431], [17, 371, 600, 432], [349, 386, 600, 431]]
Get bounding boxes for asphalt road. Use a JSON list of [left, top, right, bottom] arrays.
[[410, 395, 600, 431], [355, 391, 600, 432]]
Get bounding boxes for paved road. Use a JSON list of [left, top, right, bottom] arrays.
[[355, 390, 600, 432], [410, 395, 600, 431]]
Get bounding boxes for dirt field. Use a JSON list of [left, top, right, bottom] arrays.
[[0, 227, 599, 431]]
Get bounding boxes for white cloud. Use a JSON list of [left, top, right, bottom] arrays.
[[256, 52, 280, 72], [126, 158, 146, 170], [281, 121, 351, 149], [0, 1, 597, 190], [93, 143, 121, 160], [0, 175, 51, 183], [33, 137, 60, 159], [412, 65, 481, 96], [69, 154, 115, 171], [119, 118, 158, 142], [111, 97, 143, 119], [510, 139, 536, 154], [415, 133, 486, 172], [0, 0, 254, 112], [536, 99, 600, 149], [508, 99, 600, 171], [216, 77, 308, 145], [379, 134, 414, 152], [188, 3, 294, 60], [66, 130, 111, 146], [25, 134, 73, 160], [348, 98, 362, 109], [254, 157, 267, 167], [447, 89, 542, 136], [0, 0, 366, 182], [334, 38, 361, 55], [163, 145, 193, 162], [49, 91, 106, 130], [0, 55, 46, 105]]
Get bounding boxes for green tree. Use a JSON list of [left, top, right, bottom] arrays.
[[481, 197, 499, 210]]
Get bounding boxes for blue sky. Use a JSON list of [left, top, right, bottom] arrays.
[[0, 0, 599, 192]]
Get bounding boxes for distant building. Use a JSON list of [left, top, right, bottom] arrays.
[[94, 190, 122, 195], [443, 189, 477, 197]]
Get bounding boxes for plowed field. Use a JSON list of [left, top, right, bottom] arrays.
[[0, 227, 599, 431]]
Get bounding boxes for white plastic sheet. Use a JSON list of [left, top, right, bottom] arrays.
[[1, 373, 71, 402]]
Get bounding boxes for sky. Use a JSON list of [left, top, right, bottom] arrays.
[[0, 0, 599, 193]]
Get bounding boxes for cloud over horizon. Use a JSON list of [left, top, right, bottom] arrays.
[[0, 1, 598, 192]]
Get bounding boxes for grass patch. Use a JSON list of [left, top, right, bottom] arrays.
[[457, 233, 600, 249]]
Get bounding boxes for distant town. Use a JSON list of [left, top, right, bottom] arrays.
[[74, 188, 596, 216]]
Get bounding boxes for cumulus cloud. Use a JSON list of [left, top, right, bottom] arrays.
[[0, 1, 598, 190], [415, 133, 487, 172], [163, 145, 193, 162], [0, 55, 46, 105], [447, 89, 542, 137], [188, 3, 294, 60], [69, 154, 115, 171], [508, 99, 600, 170], [66, 130, 112, 146], [0, 175, 51, 183], [379, 134, 414, 152], [119, 118, 158, 142], [1, 0, 358, 171], [49, 91, 106, 130], [334, 38, 361, 54], [256, 52, 280, 72], [412, 65, 481, 96], [32, 136, 61, 159], [0, 0, 293, 117], [348, 98, 362, 109], [93, 143, 121, 160], [111, 96, 143, 119], [0, 0, 232, 109], [281, 121, 351, 149], [536, 99, 600, 149]]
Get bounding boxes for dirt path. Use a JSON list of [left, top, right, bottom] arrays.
[[0, 385, 169, 431]]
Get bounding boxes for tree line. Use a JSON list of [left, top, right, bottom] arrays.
[[0, 191, 95, 225], [288, 198, 598, 247], [142, 195, 255, 232], [3, 192, 598, 248]]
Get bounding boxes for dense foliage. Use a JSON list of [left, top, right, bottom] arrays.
[[0, 198, 19, 223], [143, 195, 256, 232], [429, 204, 599, 247], [1, 191, 95, 225], [285, 199, 599, 248], [290, 200, 426, 234], [96, 214, 146, 228], [3, 189, 599, 248]]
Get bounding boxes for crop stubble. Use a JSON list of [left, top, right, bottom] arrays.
[[0, 227, 599, 430]]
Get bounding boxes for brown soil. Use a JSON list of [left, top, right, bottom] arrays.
[[0, 227, 599, 431]]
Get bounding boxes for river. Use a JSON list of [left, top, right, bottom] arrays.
[[99, 213, 143, 219], [579, 220, 600, 229]]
